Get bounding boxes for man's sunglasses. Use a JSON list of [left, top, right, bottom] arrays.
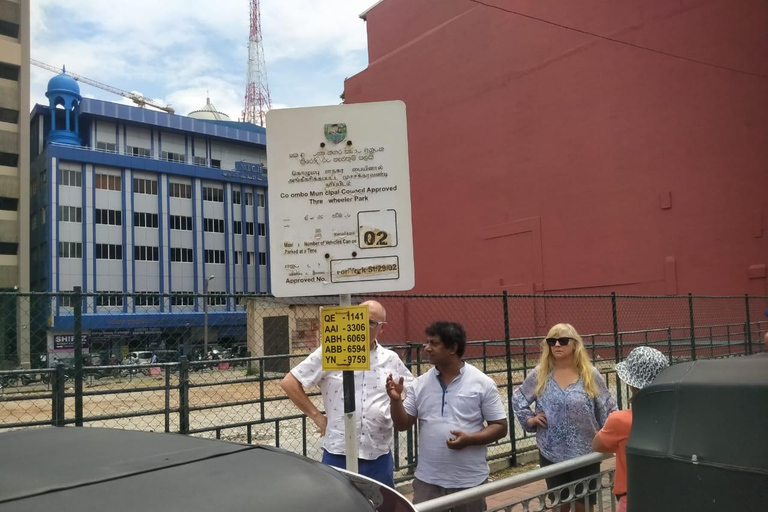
[[546, 337, 573, 347]]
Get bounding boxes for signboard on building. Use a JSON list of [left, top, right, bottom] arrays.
[[53, 334, 90, 350], [266, 101, 414, 297], [320, 305, 370, 371]]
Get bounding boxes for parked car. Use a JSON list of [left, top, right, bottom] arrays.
[[126, 351, 153, 365]]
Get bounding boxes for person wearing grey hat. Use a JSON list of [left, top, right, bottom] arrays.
[[592, 347, 669, 512]]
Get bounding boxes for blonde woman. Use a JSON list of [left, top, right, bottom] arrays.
[[512, 323, 617, 512]]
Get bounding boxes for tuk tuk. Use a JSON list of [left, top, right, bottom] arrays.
[[626, 356, 768, 511]]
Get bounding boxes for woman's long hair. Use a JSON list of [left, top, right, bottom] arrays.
[[534, 323, 599, 398]]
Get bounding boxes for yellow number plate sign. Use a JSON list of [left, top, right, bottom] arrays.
[[321, 305, 370, 371]]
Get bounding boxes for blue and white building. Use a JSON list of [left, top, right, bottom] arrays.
[[29, 72, 269, 360]]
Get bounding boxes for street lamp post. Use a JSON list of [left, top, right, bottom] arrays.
[[203, 275, 214, 357]]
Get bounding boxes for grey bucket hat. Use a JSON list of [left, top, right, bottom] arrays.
[[615, 346, 669, 390]]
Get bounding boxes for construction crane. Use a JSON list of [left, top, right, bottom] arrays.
[[31, 59, 175, 115]]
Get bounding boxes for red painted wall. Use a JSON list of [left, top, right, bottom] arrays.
[[344, 0, 768, 297]]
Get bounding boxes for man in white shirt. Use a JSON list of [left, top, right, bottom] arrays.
[[280, 300, 414, 488], [388, 321, 508, 512]]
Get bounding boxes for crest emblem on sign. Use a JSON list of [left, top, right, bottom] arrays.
[[324, 123, 347, 144]]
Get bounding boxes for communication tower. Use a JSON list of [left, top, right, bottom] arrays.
[[242, 0, 272, 126]]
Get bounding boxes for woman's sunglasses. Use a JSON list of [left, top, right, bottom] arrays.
[[546, 337, 573, 347]]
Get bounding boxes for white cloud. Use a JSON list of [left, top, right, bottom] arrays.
[[31, 1, 375, 112]]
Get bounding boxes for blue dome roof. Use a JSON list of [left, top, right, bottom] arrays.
[[46, 71, 80, 97]]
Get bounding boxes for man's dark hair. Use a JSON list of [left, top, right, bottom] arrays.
[[425, 321, 467, 357]]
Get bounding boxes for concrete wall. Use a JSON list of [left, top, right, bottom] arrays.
[[345, 0, 768, 296]]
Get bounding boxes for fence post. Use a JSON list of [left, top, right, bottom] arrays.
[[745, 294, 752, 355], [502, 291, 516, 466], [666, 327, 673, 364], [688, 293, 697, 360], [164, 365, 171, 433], [73, 287, 83, 427], [52, 363, 65, 426], [259, 358, 265, 421], [179, 356, 189, 434], [611, 292, 623, 408], [403, 342, 415, 470]]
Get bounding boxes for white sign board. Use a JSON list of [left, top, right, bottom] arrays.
[[266, 101, 414, 297]]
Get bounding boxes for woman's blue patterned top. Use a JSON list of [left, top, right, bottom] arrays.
[[512, 367, 617, 463]]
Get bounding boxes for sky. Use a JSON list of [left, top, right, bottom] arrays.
[[30, 0, 377, 120]]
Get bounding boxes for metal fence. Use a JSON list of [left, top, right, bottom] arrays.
[[0, 292, 766, 480]]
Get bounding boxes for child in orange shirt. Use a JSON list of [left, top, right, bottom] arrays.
[[592, 347, 669, 512]]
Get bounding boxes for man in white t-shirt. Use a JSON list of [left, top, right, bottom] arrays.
[[388, 321, 508, 512], [280, 300, 414, 488]]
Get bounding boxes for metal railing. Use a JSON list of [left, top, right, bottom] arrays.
[[416, 453, 614, 512]]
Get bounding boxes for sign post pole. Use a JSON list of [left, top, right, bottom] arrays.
[[339, 293, 359, 473]]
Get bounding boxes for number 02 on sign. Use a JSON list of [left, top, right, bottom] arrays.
[[321, 305, 370, 371]]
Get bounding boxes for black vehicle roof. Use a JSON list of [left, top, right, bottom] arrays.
[[0, 428, 376, 512], [628, 356, 768, 473]]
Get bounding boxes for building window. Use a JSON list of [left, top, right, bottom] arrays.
[[126, 145, 151, 158], [171, 292, 195, 306], [134, 245, 160, 262], [247, 251, 255, 265], [203, 218, 225, 233], [259, 252, 267, 266], [234, 251, 242, 265], [95, 243, 123, 260], [203, 186, 223, 202], [0, 197, 18, 211], [58, 206, 82, 223], [169, 182, 192, 199], [133, 178, 158, 195], [95, 208, 122, 226], [204, 250, 226, 264], [245, 192, 253, 206], [210, 159, 221, 169], [0, 107, 19, 124], [170, 247, 194, 263], [133, 212, 159, 228], [232, 191, 241, 204], [257, 192, 265, 207], [162, 151, 185, 163], [233, 221, 242, 235], [0, 20, 20, 39], [170, 215, 192, 231], [246, 222, 254, 235], [59, 289, 76, 308], [193, 156, 207, 166], [96, 292, 124, 307], [135, 293, 161, 306], [0, 63, 19, 81], [96, 141, 117, 153], [61, 169, 82, 187], [58, 242, 82, 259], [0, 242, 18, 255], [206, 292, 226, 306], [95, 174, 122, 191], [0, 151, 19, 167], [258, 222, 266, 236]]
